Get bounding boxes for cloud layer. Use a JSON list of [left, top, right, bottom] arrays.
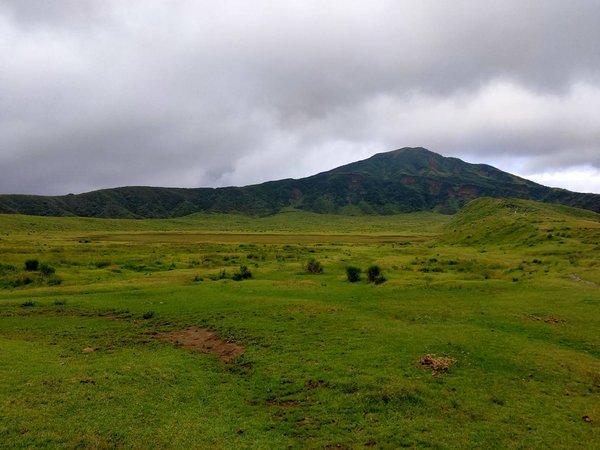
[[1, 0, 599, 195]]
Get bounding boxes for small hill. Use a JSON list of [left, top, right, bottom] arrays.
[[442, 197, 600, 246], [1, 147, 599, 218]]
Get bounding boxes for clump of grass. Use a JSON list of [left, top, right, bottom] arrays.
[[122, 263, 148, 272], [10, 274, 34, 287], [0, 263, 17, 275], [209, 269, 229, 281], [142, 311, 155, 319], [305, 258, 323, 274], [46, 275, 62, 286], [20, 301, 35, 308], [345, 266, 361, 282]]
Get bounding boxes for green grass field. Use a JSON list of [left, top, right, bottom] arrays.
[[1, 199, 599, 448]]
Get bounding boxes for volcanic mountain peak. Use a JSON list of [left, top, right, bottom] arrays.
[[0, 147, 598, 218]]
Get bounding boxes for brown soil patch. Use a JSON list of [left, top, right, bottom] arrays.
[[157, 327, 243, 362], [420, 354, 456, 375], [266, 399, 298, 408], [305, 379, 329, 390], [528, 315, 566, 324], [543, 316, 566, 324]]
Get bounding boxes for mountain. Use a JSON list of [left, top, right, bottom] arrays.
[[1, 147, 599, 218]]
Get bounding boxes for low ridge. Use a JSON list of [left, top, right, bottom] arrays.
[[442, 197, 600, 246], [0, 147, 599, 218]]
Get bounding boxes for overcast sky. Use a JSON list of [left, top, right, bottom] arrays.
[[1, 0, 600, 195]]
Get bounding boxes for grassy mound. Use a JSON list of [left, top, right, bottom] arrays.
[[442, 197, 600, 246]]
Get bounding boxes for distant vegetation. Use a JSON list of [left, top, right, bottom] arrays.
[[0, 259, 60, 288], [1, 148, 599, 218]]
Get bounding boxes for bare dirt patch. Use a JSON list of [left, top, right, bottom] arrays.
[[569, 274, 598, 287], [266, 398, 298, 408], [420, 354, 456, 375], [157, 327, 244, 362], [305, 379, 330, 390], [528, 315, 567, 325]]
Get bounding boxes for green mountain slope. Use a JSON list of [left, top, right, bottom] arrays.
[[1, 147, 599, 218]]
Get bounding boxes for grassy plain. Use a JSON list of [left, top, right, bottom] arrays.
[[1, 199, 599, 448]]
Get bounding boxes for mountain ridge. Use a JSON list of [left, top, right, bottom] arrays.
[[1, 147, 599, 218]]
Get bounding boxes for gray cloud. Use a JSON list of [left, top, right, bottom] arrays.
[[1, 0, 600, 195]]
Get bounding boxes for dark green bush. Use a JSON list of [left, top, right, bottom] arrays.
[[24, 259, 39, 271], [367, 265, 381, 282], [305, 258, 323, 274], [39, 264, 55, 276], [367, 265, 386, 284], [142, 311, 155, 319], [232, 265, 252, 281], [346, 266, 361, 282]]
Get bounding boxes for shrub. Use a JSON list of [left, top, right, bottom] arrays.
[[346, 266, 361, 282], [20, 301, 35, 307], [305, 258, 323, 274], [142, 311, 155, 319], [367, 265, 381, 282], [39, 264, 55, 276], [232, 265, 252, 281], [367, 265, 386, 284], [24, 259, 39, 271]]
